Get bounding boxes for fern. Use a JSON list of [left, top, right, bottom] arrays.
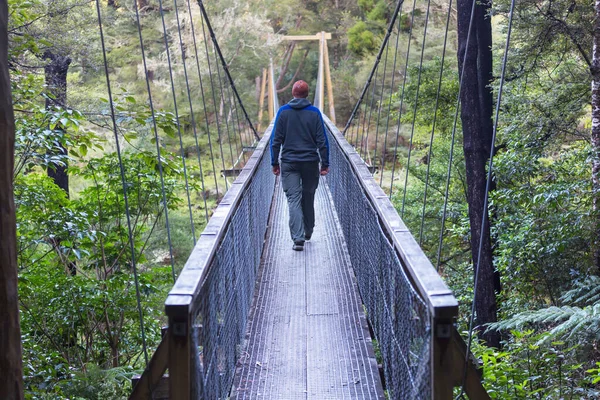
[[489, 276, 600, 344], [559, 275, 600, 306]]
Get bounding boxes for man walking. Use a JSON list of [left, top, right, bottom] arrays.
[[270, 80, 329, 251]]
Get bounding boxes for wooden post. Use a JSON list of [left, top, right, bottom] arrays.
[[257, 68, 267, 133], [323, 34, 336, 125], [432, 317, 454, 400], [0, 0, 24, 398], [267, 61, 275, 120], [166, 297, 192, 400], [318, 32, 325, 111]]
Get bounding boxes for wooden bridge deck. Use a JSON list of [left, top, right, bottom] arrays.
[[231, 177, 385, 399]]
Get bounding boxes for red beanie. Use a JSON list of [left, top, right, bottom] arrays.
[[292, 80, 309, 98]]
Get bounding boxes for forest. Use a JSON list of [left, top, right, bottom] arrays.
[[2, 0, 600, 398]]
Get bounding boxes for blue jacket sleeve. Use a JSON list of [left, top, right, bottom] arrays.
[[316, 112, 329, 167], [270, 109, 286, 166]]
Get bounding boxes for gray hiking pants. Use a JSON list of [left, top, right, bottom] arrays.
[[281, 161, 320, 243]]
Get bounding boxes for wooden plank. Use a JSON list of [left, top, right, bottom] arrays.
[[282, 32, 332, 41], [129, 332, 170, 400], [0, 1, 24, 398]]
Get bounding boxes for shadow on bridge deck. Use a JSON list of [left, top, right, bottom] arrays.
[[231, 178, 385, 399]]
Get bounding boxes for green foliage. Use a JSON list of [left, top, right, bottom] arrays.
[[489, 276, 600, 344], [348, 21, 378, 56], [473, 330, 598, 398]]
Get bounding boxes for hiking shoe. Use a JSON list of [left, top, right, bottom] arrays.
[[292, 240, 305, 251]]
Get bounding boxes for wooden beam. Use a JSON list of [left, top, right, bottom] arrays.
[[257, 68, 267, 133], [130, 332, 169, 400], [268, 62, 275, 120], [0, 0, 24, 398], [167, 308, 192, 400], [282, 33, 332, 41], [323, 35, 336, 125], [449, 329, 491, 400]]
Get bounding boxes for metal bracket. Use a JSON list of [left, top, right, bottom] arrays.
[[172, 322, 188, 337]]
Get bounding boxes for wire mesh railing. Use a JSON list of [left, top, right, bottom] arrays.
[[163, 123, 274, 399], [327, 121, 432, 397], [324, 115, 460, 399]]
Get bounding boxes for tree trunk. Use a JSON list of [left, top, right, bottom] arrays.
[[592, 0, 600, 273], [0, 1, 25, 398], [43, 51, 71, 195], [457, 0, 500, 348]]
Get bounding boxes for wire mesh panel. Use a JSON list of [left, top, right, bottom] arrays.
[[326, 127, 432, 399], [189, 149, 274, 399]]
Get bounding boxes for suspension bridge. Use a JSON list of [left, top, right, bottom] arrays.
[[84, 0, 512, 397]]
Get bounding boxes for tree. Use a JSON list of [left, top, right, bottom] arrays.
[[43, 51, 71, 194], [0, 0, 24, 398], [593, 0, 600, 272], [456, 0, 500, 347]]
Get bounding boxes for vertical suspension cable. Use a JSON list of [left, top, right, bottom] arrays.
[[95, 0, 149, 365], [214, 63, 237, 170], [133, 0, 177, 282], [400, 0, 433, 217], [343, 0, 406, 136], [361, 65, 379, 161], [197, 0, 260, 141], [199, 11, 229, 192], [418, 0, 454, 245], [357, 79, 373, 153], [436, 0, 478, 271], [227, 84, 247, 167], [172, 0, 209, 223], [388, 0, 419, 197], [185, 0, 220, 202], [224, 84, 242, 167], [458, 0, 515, 396], [157, 0, 197, 244], [231, 86, 248, 164], [377, 18, 401, 186]]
